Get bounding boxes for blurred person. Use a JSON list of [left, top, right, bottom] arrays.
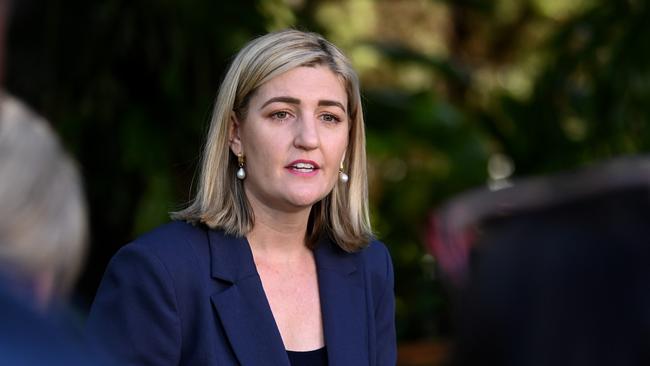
[[0, 93, 95, 365], [0, 0, 110, 364], [428, 156, 650, 366], [0, 94, 86, 309], [86, 29, 396, 365]]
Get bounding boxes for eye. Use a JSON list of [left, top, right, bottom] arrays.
[[320, 113, 342, 123], [270, 111, 291, 120]]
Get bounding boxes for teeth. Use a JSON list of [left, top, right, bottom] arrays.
[[293, 162, 315, 169]]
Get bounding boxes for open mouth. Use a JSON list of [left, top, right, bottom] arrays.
[[291, 162, 316, 172], [286, 160, 320, 174]]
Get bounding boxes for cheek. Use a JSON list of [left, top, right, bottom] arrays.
[[324, 132, 349, 178], [332, 131, 350, 162], [241, 127, 286, 174]]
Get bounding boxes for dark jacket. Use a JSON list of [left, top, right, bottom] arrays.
[[0, 280, 108, 365], [86, 221, 396, 365]]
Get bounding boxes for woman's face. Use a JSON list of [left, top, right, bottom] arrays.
[[230, 65, 350, 213]]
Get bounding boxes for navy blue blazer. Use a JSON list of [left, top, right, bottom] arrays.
[[86, 221, 396, 365]]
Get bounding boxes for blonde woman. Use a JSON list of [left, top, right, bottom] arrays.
[[87, 29, 396, 366]]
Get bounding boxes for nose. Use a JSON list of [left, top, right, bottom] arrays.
[[293, 114, 319, 150]]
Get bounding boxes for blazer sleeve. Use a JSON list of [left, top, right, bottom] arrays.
[[85, 242, 181, 365], [374, 243, 397, 366]]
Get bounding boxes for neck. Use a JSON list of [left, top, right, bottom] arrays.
[[245, 195, 313, 262]]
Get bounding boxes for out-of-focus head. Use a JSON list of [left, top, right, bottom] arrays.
[[174, 29, 372, 251], [0, 95, 87, 306]]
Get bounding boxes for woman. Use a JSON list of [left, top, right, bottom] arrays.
[[86, 29, 396, 366]]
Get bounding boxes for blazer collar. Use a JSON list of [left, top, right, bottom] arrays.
[[207, 230, 368, 365], [314, 236, 369, 365], [313, 234, 358, 275], [207, 229, 257, 283], [207, 229, 289, 366]]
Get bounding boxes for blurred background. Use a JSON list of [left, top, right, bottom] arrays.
[[5, 0, 650, 364]]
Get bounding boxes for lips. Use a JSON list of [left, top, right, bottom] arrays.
[[286, 160, 320, 174]]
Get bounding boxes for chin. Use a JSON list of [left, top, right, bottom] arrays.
[[286, 195, 321, 208], [284, 182, 331, 203], [285, 189, 329, 209]]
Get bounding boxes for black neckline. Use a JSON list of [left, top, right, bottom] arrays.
[[286, 346, 326, 354]]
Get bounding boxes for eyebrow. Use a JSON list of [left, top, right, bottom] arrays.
[[260, 96, 347, 113], [260, 96, 300, 109], [318, 100, 346, 113]]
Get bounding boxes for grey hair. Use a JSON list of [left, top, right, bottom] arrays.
[[0, 94, 87, 296]]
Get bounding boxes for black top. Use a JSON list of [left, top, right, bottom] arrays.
[[286, 347, 328, 366]]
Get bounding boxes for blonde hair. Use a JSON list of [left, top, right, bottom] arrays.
[[173, 29, 372, 252], [0, 94, 88, 296]]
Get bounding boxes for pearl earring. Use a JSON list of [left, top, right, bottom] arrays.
[[236, 153, 246, 180], [339, 161, 349, 183]]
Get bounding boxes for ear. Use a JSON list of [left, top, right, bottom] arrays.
[[229, 113, 243, 155]]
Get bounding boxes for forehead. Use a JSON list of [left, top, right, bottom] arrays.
[[253, 65, 347, 104]]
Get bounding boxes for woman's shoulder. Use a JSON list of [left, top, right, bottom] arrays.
[[131, 220, 209, 248], [322, 237, 392, 268], [115, 220, 211, 266], [134, 220, 206, 245], [100, 221, 214, 296], [358, 238, 392, 267], [357, 239, 395, 305], [337, 238, 393, 285]]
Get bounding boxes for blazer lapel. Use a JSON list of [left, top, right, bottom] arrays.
[[315, 237, 369, 365], [207, 230, 290, 366]]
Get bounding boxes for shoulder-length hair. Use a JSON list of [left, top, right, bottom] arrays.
[[172, 29, 372, 252]]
